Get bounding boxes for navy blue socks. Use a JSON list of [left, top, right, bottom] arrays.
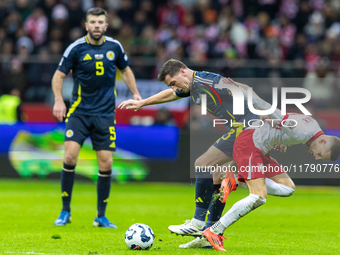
[[61, 163, 75, 212], [97, 170, 112, 217], [206, 184, 225, 228], [193, 177, 214, 222]]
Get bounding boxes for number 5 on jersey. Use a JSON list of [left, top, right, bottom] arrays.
[[109, 126, 116, 148], [96, 61, 104, 75]]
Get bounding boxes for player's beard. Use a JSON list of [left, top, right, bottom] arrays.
[[88, 30, 105, 41]]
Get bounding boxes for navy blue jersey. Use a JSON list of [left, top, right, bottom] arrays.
[[58, 36, 129, 117], [176, 71, 259, 130]]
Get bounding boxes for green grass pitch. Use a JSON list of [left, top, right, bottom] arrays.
[[0, 179, 339, 255]]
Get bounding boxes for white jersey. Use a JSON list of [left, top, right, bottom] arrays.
[[252, 114, 324, 155]]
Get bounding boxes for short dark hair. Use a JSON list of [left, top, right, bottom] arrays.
[[157, 59, 188, 82], [330, 136, 340, 161], [86, 7, 107, 22]]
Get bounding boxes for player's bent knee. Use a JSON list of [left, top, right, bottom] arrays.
[[64, 154, 78, 165]]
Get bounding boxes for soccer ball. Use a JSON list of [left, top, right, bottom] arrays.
[[125, 223, 155, 250]]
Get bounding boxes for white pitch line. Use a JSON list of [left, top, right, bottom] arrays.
[[5, 252, 82, 255]]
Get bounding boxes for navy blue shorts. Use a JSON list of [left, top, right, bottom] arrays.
[[65, 115, 116, 151], [213, 126, 245, 157]]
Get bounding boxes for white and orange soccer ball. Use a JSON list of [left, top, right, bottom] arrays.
[[125, 223, 155, 250]]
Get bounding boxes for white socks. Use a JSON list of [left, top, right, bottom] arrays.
[[265, 178, 295, 197], [211, 194, 266, 234], [191, 218, 205, 229], [238, 178, 295, 197]]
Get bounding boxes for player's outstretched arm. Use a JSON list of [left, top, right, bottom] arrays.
[[120, 66, 142, 100], [118, 89, 179, 111], [51, 70, 67, 122]]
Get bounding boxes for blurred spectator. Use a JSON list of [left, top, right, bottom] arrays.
[[24, 8, 48, 46], [244, 14, 260, 59], [2, 38, 14, 55], [305, 43, 319, 73], [1, 57, 26, 95], [67, 27, 83, 46], [68, 0, 84, 29], [257, 0, 281, 20], [154, 107, 175, 126], [16, 35, 33, 62], [256, 26, 282, 60], [140, 0, 157, 27], [48, 40, 63, 55], [228, 14, 248, 58], [4, 11, 22, 41], [203, 9, 219, 42], [106, 0, 121, 10], [187, 26, 209, 64], [115, 23, 134, 55], [25, 47, 56, 103], [0, 88, 22, 124], [106, 9, 122, 36], [177, 13, 196, 45], [133, 10, 147, 36], [164, 28, 181, 58], [157, 0, 185, 27], [305, 11, 325, 42], [133, 25, 156, 58], [279, 0, 299, 20], [278, 15, 296, 51], [14, 0, 32, 22], [0, 0, 9, 26], [39, 0, 57, 22], [294, 0, 312, 33], [287, 33, 307, 60], [16, 35, 33, 54], [303, 58, 335, 108], [117, 0, 135, 24], [212, 29, 237, 59]]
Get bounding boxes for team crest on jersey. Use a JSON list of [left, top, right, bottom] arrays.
[[66, 129, 74, 138], [106, 51, 115, 60], [95, 54, 104, 59]]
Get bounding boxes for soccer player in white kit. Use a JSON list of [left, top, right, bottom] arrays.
[[203, 78, 340, 251]]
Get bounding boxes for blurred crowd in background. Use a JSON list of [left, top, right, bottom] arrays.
[[1, 0, 340, 122]]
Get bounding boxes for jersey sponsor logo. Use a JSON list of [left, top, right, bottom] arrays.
[[106, 51, 115, 60], [95, 54, 104, 59], [59, 57, 64, 66], [66, 129, 74, 138], [124, 54, 128, 61], [83, 53, 92, 61]]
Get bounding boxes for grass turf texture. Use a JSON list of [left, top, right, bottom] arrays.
[[0, 180, 339, 255]]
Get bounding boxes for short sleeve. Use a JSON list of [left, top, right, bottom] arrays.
[[57, 46, 77, 75], [115, 41, 129, 70], [176, 91, 190, 98]]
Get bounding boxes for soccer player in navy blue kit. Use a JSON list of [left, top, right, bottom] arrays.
[[119, 59, 296, 248], [119, 59, 259, 247], [52, 7, 141, 228]]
